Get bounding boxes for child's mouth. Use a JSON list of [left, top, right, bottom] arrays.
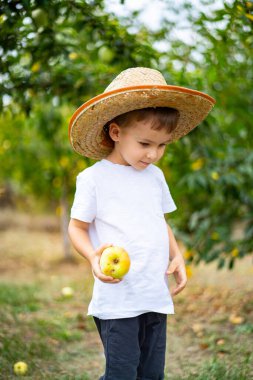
[[140, 161, 149, 166]]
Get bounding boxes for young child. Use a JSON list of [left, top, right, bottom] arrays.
[[68, 67, 215, 380]]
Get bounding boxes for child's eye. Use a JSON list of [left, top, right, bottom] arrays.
[[139, 142, 149, 147]]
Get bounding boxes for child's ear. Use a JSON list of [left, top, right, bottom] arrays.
[[108, 123, 121, 142]]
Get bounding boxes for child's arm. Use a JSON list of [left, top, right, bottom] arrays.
[[68, 218, 121, 284], [166, 223, 187, 296]]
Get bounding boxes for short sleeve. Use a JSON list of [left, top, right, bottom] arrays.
[[70, 172, 97, 223], [159, 170, 177, 214]]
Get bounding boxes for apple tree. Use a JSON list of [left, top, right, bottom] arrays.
[[158, 0, 253, 268], [0, 0, 158, 258]]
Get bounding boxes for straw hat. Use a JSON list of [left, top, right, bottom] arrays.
[[69, 67, 216, 159]]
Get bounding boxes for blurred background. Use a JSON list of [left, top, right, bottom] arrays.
[[0, 1, 252, 379]]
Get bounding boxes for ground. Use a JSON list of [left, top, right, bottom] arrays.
[[0, 210, 252, 379]]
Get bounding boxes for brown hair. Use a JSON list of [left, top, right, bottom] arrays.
[[103, 107, 180, 138]]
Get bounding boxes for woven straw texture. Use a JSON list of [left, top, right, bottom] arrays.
[[69, 67, 216, 159]]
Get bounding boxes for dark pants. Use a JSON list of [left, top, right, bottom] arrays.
[[94, 312, 167, 380]]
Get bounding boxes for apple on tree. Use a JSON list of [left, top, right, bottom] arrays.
[[31, 9, 48, 28], [98, 46, 115, 63], [100, 246, 130, 279]]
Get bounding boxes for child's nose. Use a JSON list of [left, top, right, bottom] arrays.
[[146, 148, 158, 161]]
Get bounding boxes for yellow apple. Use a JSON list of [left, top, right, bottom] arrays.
[[61, 286, 74, 297], [100, 246, 131, 279], [31, 9, 48, 28], [13, 361, 28, 376], [98, 46, 115, 63]]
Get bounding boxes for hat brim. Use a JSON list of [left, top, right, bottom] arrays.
[[69, 85, 216, 159]]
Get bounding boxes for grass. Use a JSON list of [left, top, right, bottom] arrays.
[[170, 357, 252, 380], [0, 210, 252, 379], [0, 283, 42, 312], [0, 281, 98, 379]]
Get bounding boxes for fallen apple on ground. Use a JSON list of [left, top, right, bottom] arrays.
[[61, 286, 74, 297], [100, 246, 131, 279], [13, 361, 28, 376]]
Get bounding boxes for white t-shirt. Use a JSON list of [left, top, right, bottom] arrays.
[[70, 159, 177, 319]]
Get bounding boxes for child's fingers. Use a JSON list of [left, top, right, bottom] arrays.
[[171, 282, 186, 296], [97, 271, 120, 282], [93, 267, 121, 284], [166, 261, 177, 275], [166, 260, 187, 296], [98, 275, 121, 284], [171, 277, 187, 296], [102, 277, 121, 284]]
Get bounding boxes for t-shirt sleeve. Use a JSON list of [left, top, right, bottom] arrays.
[[70, 172, 97, 223], [159, 170, 177, 214]]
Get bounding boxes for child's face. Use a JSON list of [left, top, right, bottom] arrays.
[[107, 118, 171, 170]]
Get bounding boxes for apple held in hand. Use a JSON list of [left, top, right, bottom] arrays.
[[100, 246, 131, 279]]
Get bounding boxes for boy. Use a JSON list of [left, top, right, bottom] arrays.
[[68, 67, 215, 380]]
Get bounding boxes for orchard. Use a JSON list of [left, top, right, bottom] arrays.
[[0, 0, 252, 266]]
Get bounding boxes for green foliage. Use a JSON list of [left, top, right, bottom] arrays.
[[0, 0, 158, 209], [0, 106, 86, 208], [0, 0, 158, 111], [160, 0, 253, 267]]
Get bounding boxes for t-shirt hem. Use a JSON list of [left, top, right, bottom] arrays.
[[87, 307, 175, 320]]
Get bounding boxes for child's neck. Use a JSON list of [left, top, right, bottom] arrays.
[[105, 152, 130, 166]]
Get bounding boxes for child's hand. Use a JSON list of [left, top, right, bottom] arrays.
[[90, 243, 122, 284], [166, 255, 187, 296]]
